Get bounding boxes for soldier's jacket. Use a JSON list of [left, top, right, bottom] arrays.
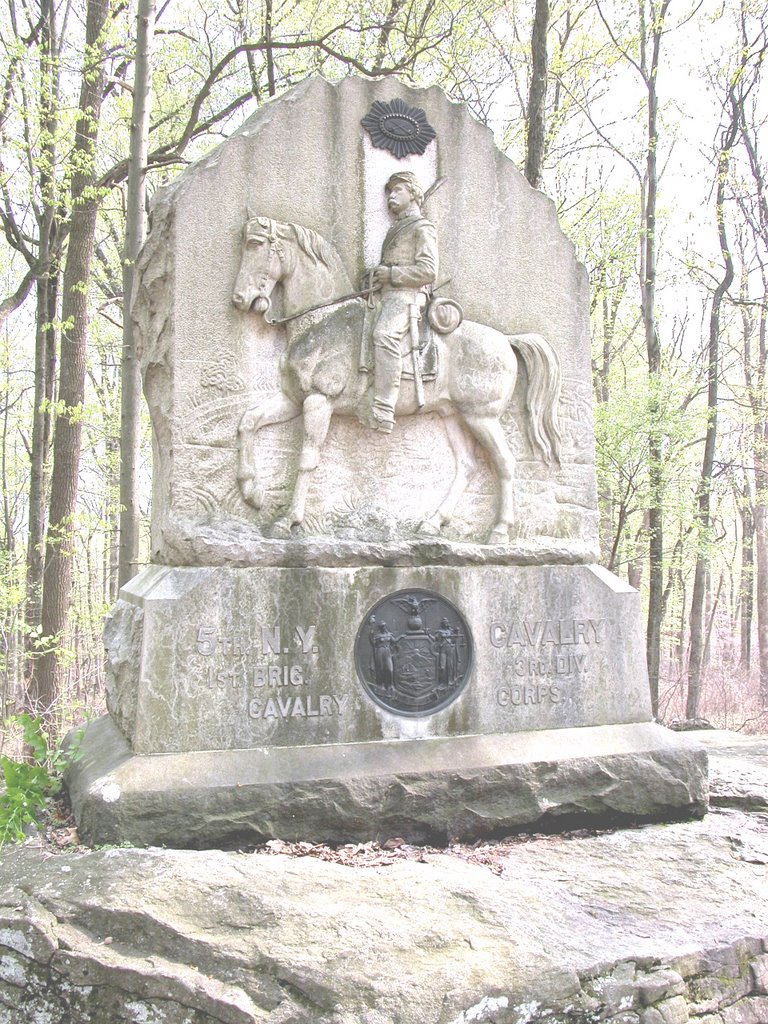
[[380, 213, 438, 291]]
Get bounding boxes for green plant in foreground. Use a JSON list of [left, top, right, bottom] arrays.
[[0, 714, 73, 846]]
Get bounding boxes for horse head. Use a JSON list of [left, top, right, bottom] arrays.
[[232, 215, 352, 320], [232, 216, 293, 316]]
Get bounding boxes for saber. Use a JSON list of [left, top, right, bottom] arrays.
[[409, 302, 425, 408]]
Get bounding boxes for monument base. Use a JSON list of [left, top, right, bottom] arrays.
[[66, 716, 707, 848]]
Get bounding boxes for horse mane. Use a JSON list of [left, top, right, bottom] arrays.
[[242, 214, 351, 306], [290, 223, 335, 269], [245, 215, 336, 269]]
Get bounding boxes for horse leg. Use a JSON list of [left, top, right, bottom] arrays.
[[271, 393, 333, 537], [237, 392, 301, 509], [462, 413, 516, 544], [419, 413, 478, 536]]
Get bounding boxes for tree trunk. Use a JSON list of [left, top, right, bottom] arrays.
[[735, 22, 768, 699], [703, 570, 722, 669], [743, 300, 767, 700], [646, 458, 663, 716], [29, 0, 111, 718], [264, 0, 276, 97], [642, 0, 671, 718], [24, 0, 60, 683], [756, 424, 768, 704], [119, 0, 156, 589], [25, 261, 58, 657], [676, 566, 686, 670], [740, 496, 754, 670], [687, 114, 736, 719], [524, 0, 549, 190]]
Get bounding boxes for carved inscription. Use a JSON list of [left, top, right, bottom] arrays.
[[188, 623, 348, 723], [497, 682, 562, 707], [489, 619, 606, 647], [248, 693, 348, 721], [490, 617, 615, 709], [196, 624, 319, 656]]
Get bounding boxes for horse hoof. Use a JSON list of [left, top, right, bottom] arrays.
[[418, 517, 441, 537], [488, 526, 510, 545], [239, 479, 265, 509], [270, 517, 296, 539]]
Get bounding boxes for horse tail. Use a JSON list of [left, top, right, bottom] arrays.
[[509, 333, 562, 464]]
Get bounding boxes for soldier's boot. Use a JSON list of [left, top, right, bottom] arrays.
[[371, 346, 402, 433]]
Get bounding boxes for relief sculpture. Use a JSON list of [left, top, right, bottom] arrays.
[[232, 173, 563, 545]]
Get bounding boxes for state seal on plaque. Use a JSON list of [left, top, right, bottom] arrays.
[[354, 589, 473, 717]]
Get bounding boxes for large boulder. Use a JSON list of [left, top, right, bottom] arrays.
[[3, 733, 767, 1024]]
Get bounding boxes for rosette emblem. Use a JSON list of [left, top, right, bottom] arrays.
[[361, 98, 437, 159]]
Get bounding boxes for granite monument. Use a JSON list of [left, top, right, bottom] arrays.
[[65, 77, 707, 847]]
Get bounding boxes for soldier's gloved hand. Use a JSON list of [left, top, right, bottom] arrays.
[[372, 265, 392, 288]]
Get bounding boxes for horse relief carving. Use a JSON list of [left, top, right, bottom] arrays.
[[232, 177, 562, 545]]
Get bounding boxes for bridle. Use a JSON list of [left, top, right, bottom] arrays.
[[244, 222, 378, 325]]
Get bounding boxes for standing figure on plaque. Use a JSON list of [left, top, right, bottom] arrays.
[[433, 617, 460, 687], [369, 617, 396, 691]]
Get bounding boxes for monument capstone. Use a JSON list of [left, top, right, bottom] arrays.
[[66, 77, 707, 847]]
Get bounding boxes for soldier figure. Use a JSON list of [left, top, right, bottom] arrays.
[[369, 172, 439, 433]]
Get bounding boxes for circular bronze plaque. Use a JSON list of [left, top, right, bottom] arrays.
[[354, 588, 473, 717]]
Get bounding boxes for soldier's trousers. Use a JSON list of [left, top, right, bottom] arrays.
[[372, 290, 420, 424]]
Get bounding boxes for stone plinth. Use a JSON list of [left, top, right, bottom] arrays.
[[106, 563, 651, 754], [65, 562, 707, 847], [67, 716, 706, 848]]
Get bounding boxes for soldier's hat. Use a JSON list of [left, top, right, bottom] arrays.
[[384, 171, 424, 204]]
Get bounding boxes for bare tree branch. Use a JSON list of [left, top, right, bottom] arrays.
[[0, 262, 38, 332]]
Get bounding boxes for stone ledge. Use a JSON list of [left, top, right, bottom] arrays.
[[160, 514, 600, 568], [1, 776, 768, 1024], [692, 731, 768, 813], [65, 717, 707, 848]]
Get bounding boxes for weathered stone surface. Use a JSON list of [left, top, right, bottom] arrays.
[[159, 515, 599, 569], [135, 76, 597, 559], [104, 563, 651, 754], [721, 997, 768, 1024], [750, 952, 768, 994], [694, 732, 768, 812], [639, 995, 689, 1024], [66, 716, 707, 848], [79, 555, 707, 846], [4, 752, 768, 1024], [102, 598, 143, 742], [687, 961, 753, 1016], [637, 969, 687, 1006]]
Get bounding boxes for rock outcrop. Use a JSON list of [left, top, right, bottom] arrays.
[[1, 731, 766, 1024]]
